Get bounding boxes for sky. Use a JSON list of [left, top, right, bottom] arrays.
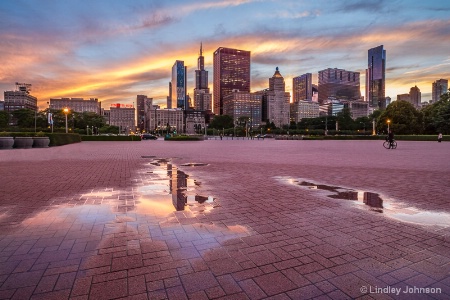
[[1, 0, 450, 109]]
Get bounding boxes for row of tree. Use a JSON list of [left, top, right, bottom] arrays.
[[0, 108, 119, 134], [208, 91, 450, 135], [2, 91, 449, 135]]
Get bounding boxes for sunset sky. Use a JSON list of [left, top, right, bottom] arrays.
[[1, 0, 449, 109]]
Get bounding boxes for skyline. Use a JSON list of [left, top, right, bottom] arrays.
[[1, 0, 450, 109]]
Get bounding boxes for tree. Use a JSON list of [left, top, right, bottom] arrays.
[[265, 121, 276, 129], [354, 116, 371, 133], [209, 115, 234, 129], [0, 111, 10, 128], [12, 109, 35, 128], [336, 108, 354, 130], [377, 101, 423, 134], [422, 90, 450, 134], [289, 121, 297, 130]]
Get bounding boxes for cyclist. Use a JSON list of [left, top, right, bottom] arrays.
[[388, 130, 394, 149]]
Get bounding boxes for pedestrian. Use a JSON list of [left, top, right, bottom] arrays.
[[438, 133, 442, 143]]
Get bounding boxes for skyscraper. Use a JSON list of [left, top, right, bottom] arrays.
[[194, 43, 212, 111], [409, 85, 421, 108], [318, 68, 361, 104], [432, 79, 448, 102], [265, 67, 290, 128], [195, 43, 208, 90], [136, 95, 153, 131], [366, 45, 386, 109], [213, 47, 250, 115], [167, 82, 172, 109], [293, 73, 312, 102], [171, 60, 187, 109]]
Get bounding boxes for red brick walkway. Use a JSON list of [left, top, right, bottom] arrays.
[[0, 140, 449, 299]]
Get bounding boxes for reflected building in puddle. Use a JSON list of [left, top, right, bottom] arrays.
[[298, 181, 383, 211], [167, 163, 188, 211]]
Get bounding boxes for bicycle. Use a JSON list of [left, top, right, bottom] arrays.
[[383, 139, 397, 149]]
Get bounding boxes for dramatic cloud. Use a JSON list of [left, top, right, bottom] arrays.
[[1, 0, 449, 107]]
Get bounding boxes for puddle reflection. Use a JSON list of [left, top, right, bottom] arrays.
[[136, 159, 216, 216], [298, 181, 383, 212], [277, 177, 450, 227]]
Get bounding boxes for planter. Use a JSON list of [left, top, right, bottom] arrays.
[[33, 137, 50, 148], [14, 137, 33, 149], [0, 137, 14, 149]]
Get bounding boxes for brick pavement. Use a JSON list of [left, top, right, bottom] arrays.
[[0, 139, 449, 299]]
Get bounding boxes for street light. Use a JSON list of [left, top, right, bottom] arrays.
[[63, 108, 69, 133], [387, 119, 391, 132]]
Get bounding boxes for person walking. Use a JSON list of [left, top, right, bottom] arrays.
[[438, 133, 443, 143]]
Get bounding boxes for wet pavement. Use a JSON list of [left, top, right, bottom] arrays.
[[0, 140, 449, 299]]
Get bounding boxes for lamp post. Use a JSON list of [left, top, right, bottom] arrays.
[[63, 108, 69, 133], [387, 119, 391, 132]]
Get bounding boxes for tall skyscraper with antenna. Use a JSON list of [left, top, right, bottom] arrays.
[[194, 43, 212, 111]]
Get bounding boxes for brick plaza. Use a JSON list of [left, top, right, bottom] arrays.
[[0, 139, 449, 299]]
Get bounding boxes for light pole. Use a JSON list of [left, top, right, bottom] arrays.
[[63, 108, 69, 133], [387, 119, 391, 132], [47, 102, 53, 133]]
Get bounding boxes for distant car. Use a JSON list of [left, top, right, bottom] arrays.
[[141, 134, 158, 140]]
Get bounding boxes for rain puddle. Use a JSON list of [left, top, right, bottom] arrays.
[[180, 163, 209, 167], [136, 158, 217, 215], [276, 177, 450, 227]]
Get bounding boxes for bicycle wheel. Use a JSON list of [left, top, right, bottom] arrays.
[[383, 141, 390, 149], [392, 141, 397, 149]]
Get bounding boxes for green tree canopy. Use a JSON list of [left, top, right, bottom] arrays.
[[12, 109, 35, 128], [336, 107, 354, 130], [297, 116, 337, 130], [422, 90, 450, 134], [0, 111, 10, 128], [377, 100, 423, 134], [209, 115, 234, 129]]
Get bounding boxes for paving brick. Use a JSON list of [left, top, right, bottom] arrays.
[[180, 270, 219, 294], [238, 279, 266, 300], [89, 278, 127, 300], [253, 271, 296, 296], [1, 270, 44, 289], [0, 140, 449, 299]]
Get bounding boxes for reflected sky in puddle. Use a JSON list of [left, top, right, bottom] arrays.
[[5, 158, 218, 231], [276, 176, 450, 227], [136, 159, 217, 216]]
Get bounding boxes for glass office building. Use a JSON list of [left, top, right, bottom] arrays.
[[171, 60, 187, 110], [213, 47, 250, 115], [318, 68, 361, 104], [293, 73, 313, 102], [366, 45, 386, 109]]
